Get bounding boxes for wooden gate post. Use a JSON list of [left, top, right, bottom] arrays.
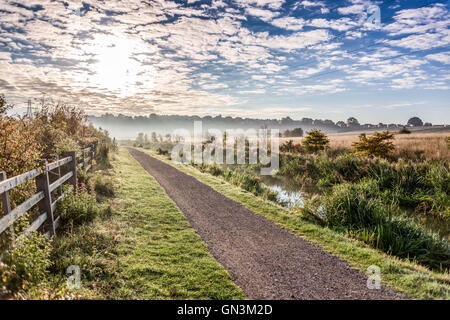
[[35, 161, 55, 236]]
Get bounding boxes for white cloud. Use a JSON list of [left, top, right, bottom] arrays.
[[426, 52, 450, 64]]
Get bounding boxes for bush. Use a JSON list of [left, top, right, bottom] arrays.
[[283, 128, 303, 138], [280, 140, 302, 153], [206, 165, 223, 176], [302, 130, 329, 153], [156, 147, 169, 156], [94, 177, 115, 198], [1, 231, 52, 292], [352, 131, 395, 158], [303, 180, 450, 270], [399, 126, 411, 134], [53, 137, 80, 158], [57, 191, 99, 227], [50, 224, 116, 282], [96, 142, 111, 168]]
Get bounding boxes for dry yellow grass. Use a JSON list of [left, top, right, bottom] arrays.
[[280, 131, 450, 161]]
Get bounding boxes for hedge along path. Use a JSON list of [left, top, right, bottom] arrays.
[[110, 148, 244, 299], [127, 148, 405, 300]]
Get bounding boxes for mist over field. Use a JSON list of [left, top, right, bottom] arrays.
[[88, 113, 438, 139]]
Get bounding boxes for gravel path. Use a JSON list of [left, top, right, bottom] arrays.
[[127, 148, 404, 300]]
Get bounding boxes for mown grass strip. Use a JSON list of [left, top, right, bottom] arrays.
[[139, 148, 450, 300], [110, 148, 244, 299]]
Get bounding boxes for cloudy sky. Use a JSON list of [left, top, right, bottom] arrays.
[[0, 0, 449, 124]]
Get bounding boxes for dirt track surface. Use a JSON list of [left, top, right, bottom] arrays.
[[127, 148, 404, 300]]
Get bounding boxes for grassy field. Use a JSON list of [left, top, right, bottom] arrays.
[[281, 131, 449, 161], [139, 148, 450, 300]]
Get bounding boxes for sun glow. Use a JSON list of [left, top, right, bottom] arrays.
[[88, 34, 151, 96]]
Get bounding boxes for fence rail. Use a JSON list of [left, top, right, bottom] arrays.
[[0, 142, 98, 239]]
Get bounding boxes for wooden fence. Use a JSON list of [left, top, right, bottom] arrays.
[[0, 142, 98, 239]]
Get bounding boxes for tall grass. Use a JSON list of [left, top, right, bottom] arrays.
[[195, 163, 278, 202], [279, 153, 449, 215], [281, 131, 449, 161], [303, 179, 450, 271]]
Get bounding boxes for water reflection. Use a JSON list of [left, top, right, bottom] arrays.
[[268, 185, 305, 208]]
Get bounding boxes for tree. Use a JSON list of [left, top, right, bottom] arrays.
[[280, 140, 302, 153], [300, 117, 313, 125], [407, 117, 423, 127], [352, 131, 395, 158], [336, 121, 346, 128], [135, 132, 145, 147], [151, 132, 158, 143], [347, 117, 360, 127], [302, 130, 329, 153], [281, 116, 294, 125], [283, 127, 303, 137]]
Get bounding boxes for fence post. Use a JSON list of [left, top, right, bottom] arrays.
[[0, 171, 14, 243], [35, 161, 55, 236], [0, 171, 12, 217], [55, 155, 63, 197], [90, 144, 94, 172], [82, 148, 86, 171], [65, 151, 77, 192]]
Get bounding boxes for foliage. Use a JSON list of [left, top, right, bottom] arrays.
[[57, 191, 99, 227], [398, 126, 411, 134], [279, 152, 449, 215], [347, 117, 359, 126], [1, 230, 52, 293], [135, 132, 145, 147], [94, 177, 115, 198], [53, 137, 81, 157], [303, 180, 450, 271], [283, 127, 303, 138], [0, 95, 42, 177], [0, 95, 112, 208], [156, 147, 169, 156], [302, 130, 329, 153], [407, 117, 424, 127], [352, 131, 395, 158], [280, 140, 302, 153]]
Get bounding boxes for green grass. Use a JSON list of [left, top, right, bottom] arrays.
[[107, 148, 244, 299], [139, 148, 450, 300]]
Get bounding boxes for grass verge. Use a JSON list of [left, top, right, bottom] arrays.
[[107, 148, 244, 299], [138, 147, 450, 300]]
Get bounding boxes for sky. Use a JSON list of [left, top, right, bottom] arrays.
[[0, 0, 449, 124]]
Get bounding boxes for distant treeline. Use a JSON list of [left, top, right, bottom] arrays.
[[88, 113, 431, 139]]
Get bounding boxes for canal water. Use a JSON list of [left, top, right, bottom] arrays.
[[261, 175, 449, 240]]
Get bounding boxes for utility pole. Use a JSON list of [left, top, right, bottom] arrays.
[[26, 99, 33, 117]]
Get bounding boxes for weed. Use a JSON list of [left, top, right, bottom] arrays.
[[57, 191, 99, 227]]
